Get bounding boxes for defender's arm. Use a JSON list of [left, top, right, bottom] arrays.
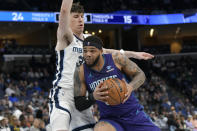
[[56, 0, 73, 51], [103, 48, 154, 60]]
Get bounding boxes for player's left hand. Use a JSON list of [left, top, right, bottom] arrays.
[[133, 52, 154, 60], [122, 80, 133, 103], [93, 82, 109, 103]]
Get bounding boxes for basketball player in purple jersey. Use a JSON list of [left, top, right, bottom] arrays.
[[74, 36, 160, 131], [49, 0, 155, 130]]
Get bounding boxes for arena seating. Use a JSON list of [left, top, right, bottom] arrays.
[[0, 52, 197, 130]]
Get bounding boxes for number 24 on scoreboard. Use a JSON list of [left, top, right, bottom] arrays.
[[12, 12, 24, 21]]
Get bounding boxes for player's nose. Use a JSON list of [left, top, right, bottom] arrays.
[[86, 51, 91, 56], [79, 16, 83, 21]]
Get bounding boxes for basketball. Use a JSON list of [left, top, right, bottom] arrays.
[[102, 78, 128, 105]]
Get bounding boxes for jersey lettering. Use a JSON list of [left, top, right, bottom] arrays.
[[73, 47, 83, 53], [89, 75, 117, 91]]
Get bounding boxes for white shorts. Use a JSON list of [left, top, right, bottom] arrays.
[[70, 107, 96, 131], [49, 86, 74, 131], [49, 86, 95, 131]]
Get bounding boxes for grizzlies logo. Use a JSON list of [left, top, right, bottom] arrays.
[[76, 55, 85, 67]]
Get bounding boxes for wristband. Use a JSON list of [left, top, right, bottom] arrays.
[[88, 93, 96, 102], [120, 49, 125, 55]]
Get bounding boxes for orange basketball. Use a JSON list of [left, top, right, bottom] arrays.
[[102, 78, 128, 105]]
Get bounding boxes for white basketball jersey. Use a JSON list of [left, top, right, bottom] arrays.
[[53, 34, 90, 88]]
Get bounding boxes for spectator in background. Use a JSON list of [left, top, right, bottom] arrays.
[[0, 77, 5, 98], [19, 114, 29, 131], [9, 94, 19, 103], [0, 116, 11, 131], [30, 118, 40, 131], [10, 115, 20, 131], [27, 114, 34, 128], [185, 115, 196, 130], [192, 114, 197, 130], [5, 83, 15, 96], [29, 118, 46, 131], [33, 81, 41, 93]]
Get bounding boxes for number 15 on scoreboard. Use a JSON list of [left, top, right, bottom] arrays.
[[123, 15, 132, 24]]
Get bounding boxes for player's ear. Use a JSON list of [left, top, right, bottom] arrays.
[[101, 48, 103, 53]]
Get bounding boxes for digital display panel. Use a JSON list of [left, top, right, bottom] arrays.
[[1, 11, 197, 25]]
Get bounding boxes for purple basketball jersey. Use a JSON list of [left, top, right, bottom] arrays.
[[83, 54, 143, 118]]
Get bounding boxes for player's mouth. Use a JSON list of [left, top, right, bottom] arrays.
[[85, 59, 90, 62], [85, 58, 91, 63], [79, 24, 84, 28]]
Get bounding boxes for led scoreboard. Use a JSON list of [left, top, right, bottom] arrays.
[[84, 13, 150, 25], [1, 11, 197, 25], [0, 11, 55, 22], [55, 13, 148, 24]]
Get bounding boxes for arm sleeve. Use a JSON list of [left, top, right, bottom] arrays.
[[74, 94, 96, 111]]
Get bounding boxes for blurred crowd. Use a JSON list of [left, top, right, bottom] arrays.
[[0, 52, 197, 131], [136, 72, 197, 131], [1, 0, 197, 14], [148, 56, 197, 130], [0, 55, 55, 131], [152, 56, 197, 105], [142, 43, 197, 55], [0, 39, 51, 55]]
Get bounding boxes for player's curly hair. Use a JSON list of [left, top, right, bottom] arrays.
[[71, 2, 84, 13]]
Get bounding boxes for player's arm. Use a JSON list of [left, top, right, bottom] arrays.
[[112, 52, 146, 91], [56, 0, 73, 51], [103, 48, 154, 60], [74, 65, 95, 111]]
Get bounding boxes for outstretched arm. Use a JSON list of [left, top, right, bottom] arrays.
[[103, 48, 154, 60], [56, 0, 73, 51]]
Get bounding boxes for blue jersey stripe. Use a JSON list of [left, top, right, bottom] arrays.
[[49, 89, 54, 115], [54, 50, 65, 87], [54, 87, 72, 123], [53, 51, 59, 82]]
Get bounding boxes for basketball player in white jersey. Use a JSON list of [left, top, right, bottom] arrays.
[[48, 0, 154, 131]]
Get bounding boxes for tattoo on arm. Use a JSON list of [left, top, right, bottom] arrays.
[[113, 53, 146, 90], [103, 48, 116, 54], [74, 66, 82, 97], [95, 121, 113, 129], [130, 75, 145, 90], [113, 52, 127, 67]]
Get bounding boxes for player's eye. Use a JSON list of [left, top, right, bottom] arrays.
[[90, 50, 95, 53]]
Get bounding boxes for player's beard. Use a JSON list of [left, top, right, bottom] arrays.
[[86, 55, 100, 67]]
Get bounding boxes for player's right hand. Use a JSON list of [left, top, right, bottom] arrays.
[[122, 80, 133, 103], [133, 52, 154, 60], [93, 82, 109, 102]]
